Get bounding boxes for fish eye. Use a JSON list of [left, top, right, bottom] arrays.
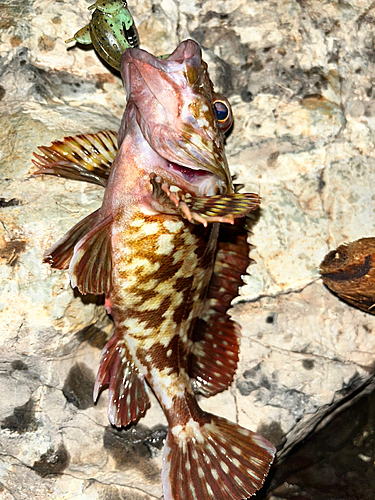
[[213, 97, 233, 132], [214, 100, 229, 122]]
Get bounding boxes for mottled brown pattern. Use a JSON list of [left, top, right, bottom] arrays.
[[103, 210, 220, 419], [0, 239, 27, 267], [168, 391, 209, 427], [129, 297, 173, 328], [35, 38, 275, 499], [172, 277, 196, 324], [147, 335, 185, 373]]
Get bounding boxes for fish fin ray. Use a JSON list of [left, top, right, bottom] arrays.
[[69, 214, 113, 294], [94, 335, 150, 427], [149, 173, 183, 216], [33, 130, 118, 186], [43, 209, 101, 269], [149, 174, 260, 226], [189, 315, 241, 397], [189, 221, 251, 396], [183, 192, 260, 225], [162, 413, 276, 500]]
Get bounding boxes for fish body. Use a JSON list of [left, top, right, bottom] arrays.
[[34, 40, 275, 500]]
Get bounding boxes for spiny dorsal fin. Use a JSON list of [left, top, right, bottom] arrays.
[[33, 130, 118, 187], [189, 221, 251, 396], [69, 214, 113, 295], [94, 334, 151, 427]]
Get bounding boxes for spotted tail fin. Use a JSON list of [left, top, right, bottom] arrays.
[[162, 413, 275, 500]]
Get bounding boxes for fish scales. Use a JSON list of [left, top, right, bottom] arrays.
[[110, 212, 217, 416], [34, 39, 276, 500]]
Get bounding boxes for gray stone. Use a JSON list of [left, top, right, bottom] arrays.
[[1, 0, 375, 497]]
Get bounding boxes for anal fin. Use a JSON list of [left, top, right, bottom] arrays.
[[94, 335, 150, 428], [189, 221, 251, 396], [33, 130, 118, 187]]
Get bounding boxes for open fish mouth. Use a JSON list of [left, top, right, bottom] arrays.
[[165, 160, 226, 196], [121, 39, 202, 79]]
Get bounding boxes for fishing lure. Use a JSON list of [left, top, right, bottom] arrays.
[[66, 0, 139, 70]]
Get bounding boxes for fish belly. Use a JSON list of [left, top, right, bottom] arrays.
[[109, 211, 217, 378]]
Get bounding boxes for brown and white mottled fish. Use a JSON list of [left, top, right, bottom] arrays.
[[33, 39, 276, 500]]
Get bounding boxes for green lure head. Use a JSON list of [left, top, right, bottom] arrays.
[[66, 0, 139, 71]]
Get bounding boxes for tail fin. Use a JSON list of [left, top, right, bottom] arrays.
[[162, 413, 275, 500]]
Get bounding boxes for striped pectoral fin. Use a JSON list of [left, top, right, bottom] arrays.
[[69, 214, 113, 295], [162, 414, 276, 500], [33, 130, 118, 187], [43, 208, 101, 269], [189, 221, 251, 396], [182, 192, 260, 226], [94, 335, 150, 428], [149, 174, 260, 227]]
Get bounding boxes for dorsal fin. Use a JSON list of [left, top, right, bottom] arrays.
[[189, 220, 251, 396], [33, 130, 118, 186], [69, 214, 113, 295]]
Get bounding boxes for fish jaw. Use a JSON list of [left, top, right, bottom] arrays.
[[120, 39, 233, 193], [122, 40, 207, 120], [101, 106, 226, 223]]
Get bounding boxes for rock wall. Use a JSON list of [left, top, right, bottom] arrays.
[[1, 0, 375, 498]]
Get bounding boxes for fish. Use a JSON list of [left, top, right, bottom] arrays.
[[320, 237, 375, 314], [33, 39, 276, 500]]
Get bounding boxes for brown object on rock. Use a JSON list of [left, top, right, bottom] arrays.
[[320, 237, 375, 314]]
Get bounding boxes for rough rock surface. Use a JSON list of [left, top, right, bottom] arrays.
[[1, 0, 375, 498]]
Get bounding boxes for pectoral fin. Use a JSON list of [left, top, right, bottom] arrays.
[[181, 192, 260, 226], [44, 209, 101, 269], [33, 130, 118, 186], [69, 214, 113, 295], [150, 174, 260, 226]]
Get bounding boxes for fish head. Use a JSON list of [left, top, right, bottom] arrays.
[[120, 39, 234, 196]]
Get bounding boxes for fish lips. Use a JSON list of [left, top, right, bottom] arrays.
[[121, 39, 203, 110]]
